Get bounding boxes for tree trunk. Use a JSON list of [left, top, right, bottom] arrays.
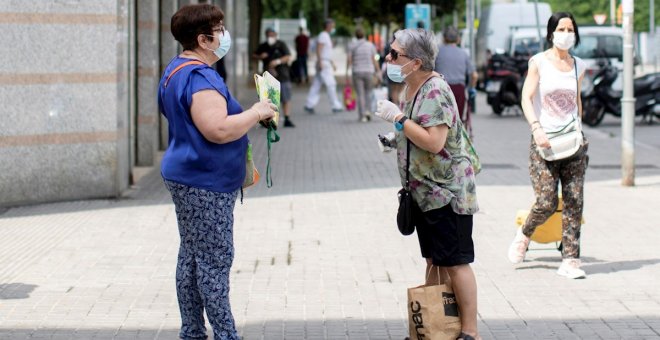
[[248, 0, 262, 80]]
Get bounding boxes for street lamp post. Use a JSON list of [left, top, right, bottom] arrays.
[[621, 0, 635, 186]]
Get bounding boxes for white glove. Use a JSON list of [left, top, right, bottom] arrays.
[[375, 100, 402, 123]]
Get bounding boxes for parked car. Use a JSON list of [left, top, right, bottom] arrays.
[[572, 26, 624, 91], [507, 27, 544, 58]]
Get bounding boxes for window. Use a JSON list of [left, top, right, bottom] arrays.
[[573, 35, 623, 60]]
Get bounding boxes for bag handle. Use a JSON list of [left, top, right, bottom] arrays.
[[573, 57, 577, 116], [404, 76, 436, 190], [163, 60, 204, 88]]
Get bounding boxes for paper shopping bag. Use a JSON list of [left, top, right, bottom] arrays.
[[407, 281, 462, 340]]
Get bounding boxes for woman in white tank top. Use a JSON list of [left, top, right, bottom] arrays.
[[507, 12, 590, 279]]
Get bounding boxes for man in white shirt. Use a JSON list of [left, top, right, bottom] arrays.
[[304, 18, 343, 114]]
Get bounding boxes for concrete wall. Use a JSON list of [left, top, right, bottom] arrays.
[[136, 0, 160, 166], [0, 1, 131, 206], [0, 0, 246, 208]]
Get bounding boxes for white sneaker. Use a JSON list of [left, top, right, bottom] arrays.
[[507, 228, 530, 264], [557, 258, 586, 279]]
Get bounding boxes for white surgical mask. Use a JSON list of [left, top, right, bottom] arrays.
[[206, 30, 231, 59], [386, 60, 414, 83], [553, 32, 575, 50], [267, 37, 276, 46]]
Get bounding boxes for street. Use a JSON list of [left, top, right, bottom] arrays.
[[1, 86, 660, 339]]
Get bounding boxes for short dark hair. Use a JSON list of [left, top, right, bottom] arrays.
[[546, 12, 580, 48], [443, 26, 459, 43], [324, 18, 334, 28], [355, 27, 365, 39], [171, 4, 224, 51]]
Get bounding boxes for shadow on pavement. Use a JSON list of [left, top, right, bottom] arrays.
[[581, 258, 660, 275], [3, 316, 660, 339], [512, 257, 660, 276], [0, 283, 38, 299]]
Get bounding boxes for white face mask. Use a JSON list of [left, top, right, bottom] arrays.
[[553, 32, 575, 50], [267, 37, 276, 46]]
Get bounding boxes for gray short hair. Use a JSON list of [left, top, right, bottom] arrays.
[[394, 29, 438, 71]]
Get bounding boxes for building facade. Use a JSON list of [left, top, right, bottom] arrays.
[[0, 0, 247, 207]]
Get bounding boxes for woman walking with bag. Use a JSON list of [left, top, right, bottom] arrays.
[[347, 27, 381, 122], [374, 28, 480, 340], [159, 4, 276, 339], [507, 12, 589, 279]]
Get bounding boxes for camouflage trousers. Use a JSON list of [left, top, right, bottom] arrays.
[[522, 137, 589, 259]]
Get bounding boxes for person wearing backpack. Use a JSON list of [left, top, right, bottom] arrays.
[[346, 27, 381, 122]]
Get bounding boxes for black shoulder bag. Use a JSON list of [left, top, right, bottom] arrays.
[[396, 84, 425, 236]]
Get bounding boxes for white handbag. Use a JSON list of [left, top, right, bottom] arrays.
[[537, 117, 583, 161]]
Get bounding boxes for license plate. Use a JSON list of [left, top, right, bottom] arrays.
[[486, 81, 501, 93]]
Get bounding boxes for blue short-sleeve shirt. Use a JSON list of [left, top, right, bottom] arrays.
[[158, 57, 247, 193]]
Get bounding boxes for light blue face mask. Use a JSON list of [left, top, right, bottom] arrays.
[[387, 60, 413, 83], [207, 30, 231, 59]]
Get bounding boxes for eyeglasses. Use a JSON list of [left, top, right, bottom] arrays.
[[389, 48, 410, 61], [205, 24, 225, 39]]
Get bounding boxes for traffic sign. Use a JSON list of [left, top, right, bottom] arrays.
[[593, 14, 607, 25], [405, 4, 431, 30]]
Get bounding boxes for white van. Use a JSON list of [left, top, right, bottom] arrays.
[[475, 2, 552, 71]]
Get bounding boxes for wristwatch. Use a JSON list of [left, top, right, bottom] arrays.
[[394, 116, 408, 131]]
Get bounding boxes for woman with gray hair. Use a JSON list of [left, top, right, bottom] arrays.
[[374, 28, 481, 340]]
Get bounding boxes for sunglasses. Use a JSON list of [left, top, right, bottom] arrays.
[[389, 48, 410, 61]]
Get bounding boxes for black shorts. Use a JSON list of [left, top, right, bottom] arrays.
[[281, 81, 292, 103], [415, 204, 474, 267]]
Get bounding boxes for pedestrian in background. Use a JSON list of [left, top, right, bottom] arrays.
[[347, 27, 381, 122], [253, 27, 296, 127], [507, 12, 588, 279], [434, 26, 478, 136], [158, 4, 276, 339], [304, 18, 343, 114], [374, 28, 481, 340], [294, 26, 309, 84]]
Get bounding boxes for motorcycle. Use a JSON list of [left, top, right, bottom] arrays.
[[485, 53, 529, 115], [581, 58, 660, 126]]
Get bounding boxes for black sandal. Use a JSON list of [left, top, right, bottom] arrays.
[[457, 332, 476, 340]]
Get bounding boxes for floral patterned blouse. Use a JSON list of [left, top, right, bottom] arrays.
[[396, 76, 479, 215]]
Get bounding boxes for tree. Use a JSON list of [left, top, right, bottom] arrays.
[[248, 0, 263, 75]]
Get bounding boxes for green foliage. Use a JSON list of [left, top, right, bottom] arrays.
[[262, 0, 658, 35], [543, 0, 658, 32], [261, 0, 464, 36]]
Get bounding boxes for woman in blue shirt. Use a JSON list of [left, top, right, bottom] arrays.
[[158, 4, 276, 340]]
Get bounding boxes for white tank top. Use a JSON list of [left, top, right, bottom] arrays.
[[531, 52, 585, 131]]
